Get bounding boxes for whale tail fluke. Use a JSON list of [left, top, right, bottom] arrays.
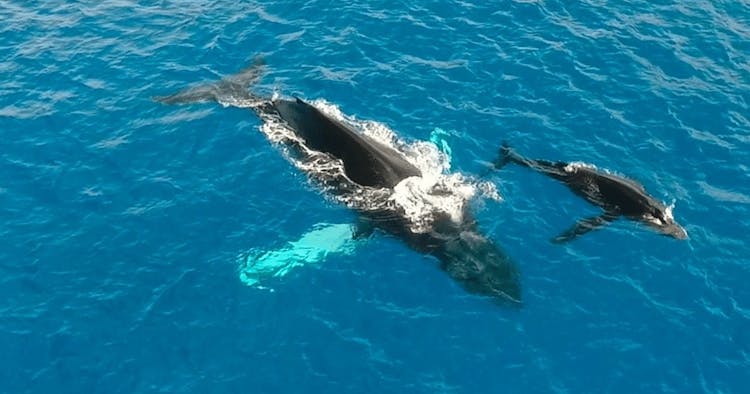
[[493, 141, 518, 169], [154, 56, 266, 105]]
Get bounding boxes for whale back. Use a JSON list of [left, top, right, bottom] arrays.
[[271, 98, 421, 188]]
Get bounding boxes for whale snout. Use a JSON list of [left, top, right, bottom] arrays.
[[665, 223, 688, 240], [657, 220, 688, 240], [643, 211, 688, 240]]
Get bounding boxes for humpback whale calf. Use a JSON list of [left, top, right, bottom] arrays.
[[495, 143, 687, 243], [155, 59, 521, 305]]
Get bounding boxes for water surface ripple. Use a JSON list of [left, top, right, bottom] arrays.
[[1, 1, 748, 393]]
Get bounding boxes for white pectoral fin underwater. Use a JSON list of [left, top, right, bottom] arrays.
[[238, 223, 362, 288]]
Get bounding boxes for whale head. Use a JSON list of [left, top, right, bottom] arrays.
[[435, 226, 523, 306], [643, 204, 688, 240]]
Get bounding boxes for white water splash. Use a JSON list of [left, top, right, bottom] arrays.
[[564, 161, 597, 173], [309, 99, 501, 232], [218, 96, 264, 109], [665, 200, 676, 221]]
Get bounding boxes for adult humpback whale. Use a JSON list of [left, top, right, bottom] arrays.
[[495, 143, 687, 243], [155, 59, 521, 305]]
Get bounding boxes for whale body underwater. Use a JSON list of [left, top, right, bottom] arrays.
[[156, 59, 522, 305]]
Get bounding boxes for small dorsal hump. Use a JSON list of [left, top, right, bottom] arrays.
[[600, 170, 647, 193]]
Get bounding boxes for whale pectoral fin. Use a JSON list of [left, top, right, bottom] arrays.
[[552, 211, 619, 243], [238, 222, 362, 288]]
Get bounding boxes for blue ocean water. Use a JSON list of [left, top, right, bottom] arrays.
[[2, 0, 749, 392]]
